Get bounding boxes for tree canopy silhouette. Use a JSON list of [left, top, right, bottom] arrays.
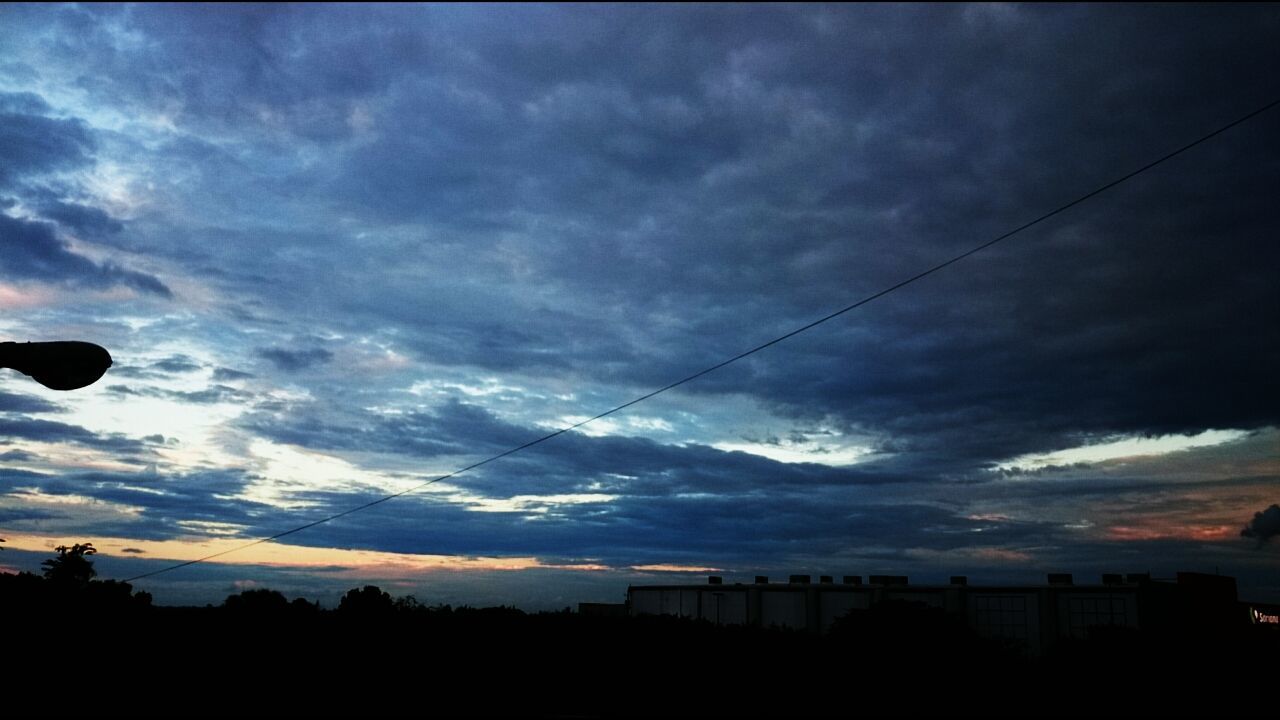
[[224, 588, 290, 614], [41, 542, 97, 586], [338, 585, 394, 614]]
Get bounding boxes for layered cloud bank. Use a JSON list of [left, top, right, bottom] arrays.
[[1, 5, 1277, 606]]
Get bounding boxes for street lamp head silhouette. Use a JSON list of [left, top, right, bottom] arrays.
[[0, 341, 113, 391]]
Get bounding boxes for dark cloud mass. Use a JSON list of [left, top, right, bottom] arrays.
[[0, 391, 64, 414], [255, 347, 333, 372], [87, 2, 1271, 464], [0, 466, 274, 541], [35, 198, 124, 237], [0, 416, 149, 454], [1241, 505, 1280, 548], [106, 383, 252, 405], [0, 91, 96, 188], [0, 89, 168, 295], [148, 356, 203, 374], [0, 212, 171, 296], [212, 367, 254, 381], [1, 5, 1278, 605]]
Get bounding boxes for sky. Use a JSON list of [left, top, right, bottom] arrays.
[[1, 4, 1277, 609]]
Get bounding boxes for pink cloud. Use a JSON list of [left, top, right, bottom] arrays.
[[0, 283, 59, 310]]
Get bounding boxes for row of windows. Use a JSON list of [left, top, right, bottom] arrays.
[[973, 596, 1026, 612], [1068, 596, 1128, 637], [972, 595, 1030, 640], [635, 590, 1134, 640]]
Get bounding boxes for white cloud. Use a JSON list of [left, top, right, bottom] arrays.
[[994, 429, 1249, 472], [713, 438, 873, 467]]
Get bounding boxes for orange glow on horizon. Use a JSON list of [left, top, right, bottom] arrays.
[[1106, 524, 1236, 542], [0, 532, 612, 577], [630, 564, 725, 573], [972, 547, 1033, 562]]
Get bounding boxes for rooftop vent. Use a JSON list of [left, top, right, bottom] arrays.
[[755, 576, 769, 584], [1102, 573, 1124, 585], [789, 574, 811, 585], [1126, 573, 1150, 584], [950, 576, 968, 586], [1048, 573, 1074, 586], [843, 576, 862, 585], [708, 576, 723, 585]]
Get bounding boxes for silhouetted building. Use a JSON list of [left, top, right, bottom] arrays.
[[627, 571, 1249, 655]]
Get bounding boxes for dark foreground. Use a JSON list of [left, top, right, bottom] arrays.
[[2, 572, 1274, 716]]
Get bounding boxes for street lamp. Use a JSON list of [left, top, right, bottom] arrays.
[[0, 341, 113, 391]]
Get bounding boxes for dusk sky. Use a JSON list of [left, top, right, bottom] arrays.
[[1, 4, 1277, 609]]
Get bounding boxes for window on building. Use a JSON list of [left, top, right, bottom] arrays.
[[1067, 596, 1128, 638], [972, 595, 1029, 641]]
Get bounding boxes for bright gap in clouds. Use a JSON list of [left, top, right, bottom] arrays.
[[712, 440, 874, 467], [713, 425, 876, 467], [242, 439, 416, 509], [245, 440, 616, 518], [995, 429, 1249, 471]]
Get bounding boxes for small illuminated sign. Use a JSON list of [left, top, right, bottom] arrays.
[[1251, 608, 1279, 625]]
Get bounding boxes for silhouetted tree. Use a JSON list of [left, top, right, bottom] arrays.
[[394, 594, 422, 612], [338, 585, 394, 614], [41, 543, 97, 586], [224, 588, 290, 614], [83, 578, 151, 610]]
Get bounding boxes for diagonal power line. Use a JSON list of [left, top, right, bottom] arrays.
[[124, 97, 1280, 583]]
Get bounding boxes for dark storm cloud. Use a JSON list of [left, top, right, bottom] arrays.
[[247, 474, 1060, 570], [0, 212, 172, 296], [0, 506, 60, 523], [2, 5, 1278, 601], [16, 5, 1267, 467], [126, 3, 1273, 474], [255, 347, 333, 372], [232, 398, 989, 562], [243, 397, 882, 495], [0, 449, 37, 462], [148, 355, 203, 374], [212, 367, 254, 381], [34, 198, 124, 237], [0, 89, 168, 295], [109, 354, 204, 379], [0, 416, 148, 454], [0, 466, 275, 541], [1241, 505, 1280, 548], [106, 367, 162, 380], [0, 391, 64, 414], [0, 91, 96, 189], [105, 383, 252, 405], [231, 395, 1081, 569], [482, 5, 1280, 470]]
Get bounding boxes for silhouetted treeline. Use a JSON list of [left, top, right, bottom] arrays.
[[1, 569, 1274, 715]]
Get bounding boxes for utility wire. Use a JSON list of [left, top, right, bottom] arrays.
[[124, 97, 1280, 583]]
